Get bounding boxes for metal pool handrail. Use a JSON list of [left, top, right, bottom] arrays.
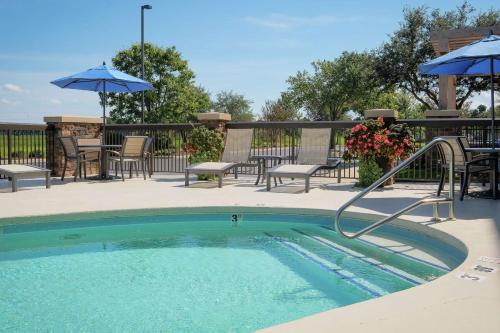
[[335, 137, 456, 239]]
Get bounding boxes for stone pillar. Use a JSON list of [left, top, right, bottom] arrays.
[[364, 109, 398, 124], [44, 115, 103, 177], [424, 109, 461, 139], [197, 112, 231, 132], [438, 75, 456, 110]]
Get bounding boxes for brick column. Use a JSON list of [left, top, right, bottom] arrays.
[[197, 112, 231, 132], [44, 116, 103, 177]]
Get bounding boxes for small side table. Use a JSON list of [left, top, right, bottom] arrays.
[[250, 154, 288, 186]]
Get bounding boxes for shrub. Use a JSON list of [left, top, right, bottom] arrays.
[[357, 157, 383, 188], [185, 127, 224, 180]]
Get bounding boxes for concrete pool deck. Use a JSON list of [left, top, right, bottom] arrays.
[[0, 173, 499, 333]]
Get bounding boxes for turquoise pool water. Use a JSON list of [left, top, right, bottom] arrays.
[[0, 208, 465, 333]]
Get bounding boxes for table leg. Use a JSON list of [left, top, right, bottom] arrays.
[[254, 159, 262, 185]]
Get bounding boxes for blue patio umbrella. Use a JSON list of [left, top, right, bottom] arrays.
[[419, 31, 500, 147], [50, 62, 153, 138]]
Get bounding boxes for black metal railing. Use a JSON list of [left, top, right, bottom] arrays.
[[1, 118, 498, 181], [0, 123, 51, 176]]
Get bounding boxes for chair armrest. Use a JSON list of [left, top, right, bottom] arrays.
[[468, 156, 497, 164], [107, 150, 121, 157]]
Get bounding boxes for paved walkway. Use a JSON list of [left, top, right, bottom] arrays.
[[0, 173, 499, 333]]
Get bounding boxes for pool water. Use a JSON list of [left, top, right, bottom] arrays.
[[0, 209, 465, 333]]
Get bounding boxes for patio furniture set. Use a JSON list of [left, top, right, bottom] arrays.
[[185, 128, 341, 193], [58, 135, 154, 182], [0, 131, 498, 199]]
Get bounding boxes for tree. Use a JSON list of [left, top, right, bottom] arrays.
[[375, 2, 500, 110], [106, 43, 211, 123], [260, 98, 300, 121], [212, 91, 254, 121], [283, 51, 382, 120]]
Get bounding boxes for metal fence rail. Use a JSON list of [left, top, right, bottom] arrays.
[[0, 118, 498, 181], [0, 123, 50, 177], [228, 119, 499, 181]]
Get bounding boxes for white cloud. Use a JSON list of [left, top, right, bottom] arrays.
[[0, 98, 20, 106], [3, 83, 23, 92], [244, 14, 356, 30], [49, 98, 62, 105]]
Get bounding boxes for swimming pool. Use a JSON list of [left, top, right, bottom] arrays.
[[0, 207, 466, 333]]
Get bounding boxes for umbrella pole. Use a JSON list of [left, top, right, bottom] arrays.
[[102, 81, 107, 178], [490, 56, 496, 148]]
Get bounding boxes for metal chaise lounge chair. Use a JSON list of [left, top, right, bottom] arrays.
[[266, 128, 336, 193], [185, 128, 255, 188]]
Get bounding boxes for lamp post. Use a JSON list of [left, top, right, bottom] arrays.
[[141, 4, 152, 124]]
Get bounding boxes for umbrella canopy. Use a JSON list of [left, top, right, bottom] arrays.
[[419, 32, 500, 147], [51, 62, 153, 93], [50, 62, 153, 139]]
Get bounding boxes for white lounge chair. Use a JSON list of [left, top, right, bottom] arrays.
[[185, 128, 255, 188], [266, 128, 337, 193]]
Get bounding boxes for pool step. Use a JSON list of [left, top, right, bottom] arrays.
[[319, 226, 450, 277], [292, 228, 426, 286], [264, 232, 387, 298]]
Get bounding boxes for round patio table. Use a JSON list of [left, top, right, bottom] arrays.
[[464, 147, 499, 200], [249, 154, 288, 185], [78, 144, 122, 179]]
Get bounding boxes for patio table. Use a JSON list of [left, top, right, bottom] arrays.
[[249, 154, 288, 186], [464, 147, 500, 200], [77, 144, 122, 179]]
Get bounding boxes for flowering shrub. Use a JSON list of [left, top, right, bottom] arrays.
[[343, 117, 413, 162]]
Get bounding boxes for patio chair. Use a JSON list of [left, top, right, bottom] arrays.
[[185, 128, 255, 188], [142, 137, 154, 178], [59, 136, 100, 181], [437, 136, 496, 200], [266, 128, 336, 193], [76, 137, 101, 178], [108, 136, 148, 181]]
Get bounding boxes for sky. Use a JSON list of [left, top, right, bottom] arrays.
[[0, 0, 495, 123]]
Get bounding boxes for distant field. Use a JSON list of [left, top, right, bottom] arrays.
[[0, 134, 47, 159]]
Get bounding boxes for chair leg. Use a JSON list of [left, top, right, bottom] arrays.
[[115, 161, 118, 177], [305, 177, 310, 193], [274, 177, 278, 187], [129, 162, 133, 178], [135, 161, 139, 176], [461, 169, 470, 201], [437, 168, 446, 196], [266, 173, 271, 191], [255, 160, 261, 185], [142, 160, 146, 180], [120, 160, 125, 181], [74, 158, 79, 182], [61, 158, 68, 181], [234, 168, 238, 179], [185, 170, 190, 186]]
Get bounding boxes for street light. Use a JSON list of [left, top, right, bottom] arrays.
[[141, 4, 152, 123]]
